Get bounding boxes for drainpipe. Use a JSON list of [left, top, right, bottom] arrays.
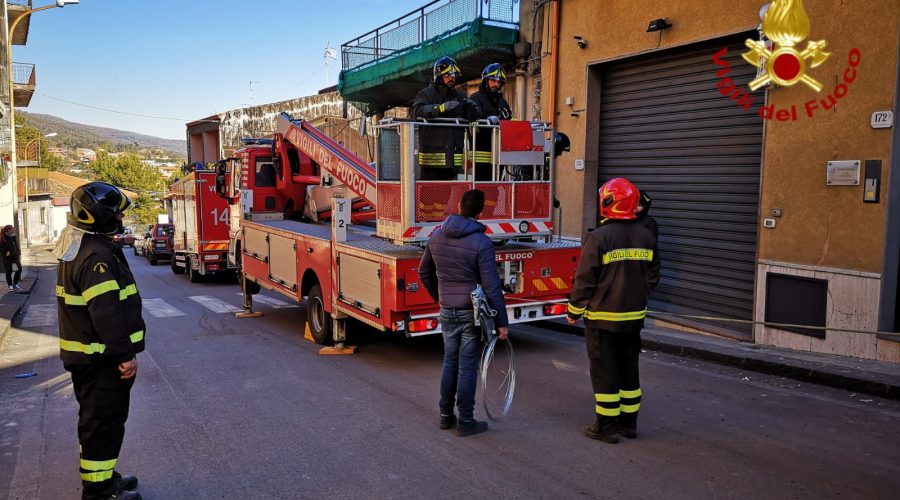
[[547, 0, 560, 126]]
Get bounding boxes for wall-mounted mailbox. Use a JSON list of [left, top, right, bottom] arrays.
[[864, 160, 881, 203]]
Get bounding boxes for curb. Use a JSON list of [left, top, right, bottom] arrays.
[[535, 320, 900, 401]]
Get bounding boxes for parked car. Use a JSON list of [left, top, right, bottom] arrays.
[[133, 232, 146, 256], [113, 228, 136, 247], [144, 223, 174, 265]]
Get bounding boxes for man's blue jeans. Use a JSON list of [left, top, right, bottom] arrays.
[[439, 308, 483, 421]]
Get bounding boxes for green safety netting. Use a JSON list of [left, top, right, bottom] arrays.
[[339, 19, 518, 113]]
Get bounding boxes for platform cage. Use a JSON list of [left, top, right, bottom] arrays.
[[374, 119, 555, 245]]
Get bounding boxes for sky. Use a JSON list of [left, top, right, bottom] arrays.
[[15, 0, 428, 140]]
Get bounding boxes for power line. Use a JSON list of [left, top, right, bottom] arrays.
[[34, 92, 215, 122]]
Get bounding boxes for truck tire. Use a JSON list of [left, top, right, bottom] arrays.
[[149, 254, 158, 266], [133, 246, 139, 256], [306, 284, 332, 345], [171, 256, 185, 274], [188, 257, 202, 283]]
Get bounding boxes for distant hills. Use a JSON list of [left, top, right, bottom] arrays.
[[19, 112, 186, 157]]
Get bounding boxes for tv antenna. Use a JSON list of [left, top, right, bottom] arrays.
[[324, 43, 338, 87], [248, 80, 260, 105]]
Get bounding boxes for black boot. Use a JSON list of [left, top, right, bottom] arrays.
[[82, 486, 141, 500], [113, 471, 139, 492], [440, 413, 457, 429], [584, 415, 619, 444], [619, 413, 638, 439], [456, 419, 488, 437]]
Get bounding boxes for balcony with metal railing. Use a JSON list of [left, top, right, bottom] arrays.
[[7, 0, 34, 46], [11, 62, 36, 108], [339, 0, 519, 112]]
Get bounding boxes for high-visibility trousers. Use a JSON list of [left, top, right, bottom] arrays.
[[584, 328, 642, 427], [66, 361, 135, 495]]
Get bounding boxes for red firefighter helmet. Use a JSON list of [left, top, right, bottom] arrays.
[[598, 178, 639, 220]]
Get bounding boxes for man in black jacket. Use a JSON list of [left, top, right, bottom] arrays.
[[54, 182, 143, 500], [567, 178, 660, 444], [419, 189, 508, 437], [411, 56, 475, 180], [469, 63, 513, 181]]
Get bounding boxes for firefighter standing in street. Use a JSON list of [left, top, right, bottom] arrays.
[[469, 63, 513, 181], [53, 182, 144, 500], [411, 56, 476, 180], [567, 178, 660, 444]]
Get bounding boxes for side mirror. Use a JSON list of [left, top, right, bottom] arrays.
[[214, 159, 234, 201]]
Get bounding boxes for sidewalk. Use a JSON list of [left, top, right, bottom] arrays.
[[2, 244, 899, 401], [0, 244, 53, 349], [539, 319, 900, 400]]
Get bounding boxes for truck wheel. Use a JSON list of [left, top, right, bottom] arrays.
[[188, 257, 202, 283], [306, 284, 332, 345], [133, 246, 139, 256], [171, 257, 185, 274], [149, 255, 158, 266]]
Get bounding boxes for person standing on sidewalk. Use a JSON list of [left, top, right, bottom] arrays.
[[419, 189, 509, 437], [53, 182, 143, 500], [0, 225, 23, 291], [567, 178, 660, 444]]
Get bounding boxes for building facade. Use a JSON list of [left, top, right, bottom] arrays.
[[529, 0, 899, 361]]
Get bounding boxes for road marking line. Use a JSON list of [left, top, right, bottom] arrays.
[[20, 304, 56, 328], [233, 293, 297, 308], [143, 298, 186, 318], [188, 295, 242, 313]]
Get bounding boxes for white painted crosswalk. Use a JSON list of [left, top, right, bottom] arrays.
[[234, 293, 297, 309], [143, 298, 187, 318], [187, 295, 243, 314], [134, 292, 298, 318]]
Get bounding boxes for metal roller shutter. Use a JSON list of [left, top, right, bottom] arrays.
[[597, 36, 764, 335]]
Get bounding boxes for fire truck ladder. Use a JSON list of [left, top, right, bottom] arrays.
[[275, 112, 378, 209]]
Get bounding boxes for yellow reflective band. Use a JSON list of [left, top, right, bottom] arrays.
[[418, 153, 447, 166], [56, 285, 87, 306], [595, 406, 621, 416], [81, 470, 114, 483], [621, 403, 641, 413], [620, 388, 642, 399], [80, 457, 117, 471], [595, 393, 620, 403], [453, 154, 463, 167], [119, 283, 138, 300], [567, 303, 585, 315], [82, 280, 121, 303], [583, 309, 647, 321], [602, 248, 654, 265], [60, 338, 106, 354], [60, 331, 143, 355]]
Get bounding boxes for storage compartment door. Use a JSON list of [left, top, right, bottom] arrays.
[[338, 253, 382, 316], [268, 234, 297, 290]]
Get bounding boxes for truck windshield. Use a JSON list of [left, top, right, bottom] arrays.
[[155, 226, 169, 237]]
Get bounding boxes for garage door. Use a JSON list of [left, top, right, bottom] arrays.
[[596, 36, 764, 335]]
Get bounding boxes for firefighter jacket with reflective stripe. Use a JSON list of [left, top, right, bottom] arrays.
[[56, 234, 146, 364], [567, 219, 660, 332], [411, 83, 473, 171]]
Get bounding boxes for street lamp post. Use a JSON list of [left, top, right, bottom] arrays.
[[5, 0, 79, 232]]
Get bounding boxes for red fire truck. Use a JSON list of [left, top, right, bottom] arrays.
[[214, 113, 579, 345], [169, 168, 235, 282]]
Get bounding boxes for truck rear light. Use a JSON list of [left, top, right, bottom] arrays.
[[203, 254, 219, 261], [543, 304, 567, 316], [408, 318, 439, 333]]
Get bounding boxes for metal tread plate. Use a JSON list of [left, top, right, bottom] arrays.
[[254, 219, 332, 240]]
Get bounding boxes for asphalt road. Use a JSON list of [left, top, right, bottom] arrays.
[[1, 248, 898, 499]]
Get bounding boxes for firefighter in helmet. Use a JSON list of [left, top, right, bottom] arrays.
[[53, 182, 144, 499], [469, 63, 513, 181], [411, 56, 476, 180], [566, 177, 660, 444]]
